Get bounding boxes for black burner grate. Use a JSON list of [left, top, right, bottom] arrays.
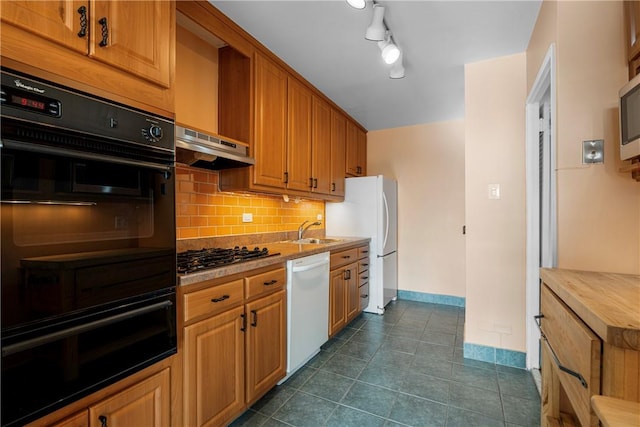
[[177, 246, 279, 274]]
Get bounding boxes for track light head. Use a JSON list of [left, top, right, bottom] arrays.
[[346, 0, 366, 10], [365, 4, 386, 41], [378, 34, 400, 65], [390, 52, 405, 79]]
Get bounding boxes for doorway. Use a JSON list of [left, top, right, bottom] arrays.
[[525, 44, 557, 372]]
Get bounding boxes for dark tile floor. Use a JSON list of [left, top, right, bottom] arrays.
[[230, 300, 541, 427]]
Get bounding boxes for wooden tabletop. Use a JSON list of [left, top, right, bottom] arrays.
[[591, 395, 640, 427], [540, 268, 640, 350]]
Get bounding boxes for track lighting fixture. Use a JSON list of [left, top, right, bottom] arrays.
[[390, 51, 405, 79], [348, 0, 406, 79], [346, 0, 366, 10], [365, 4, 386, 41], [378, 33, 400, 65]]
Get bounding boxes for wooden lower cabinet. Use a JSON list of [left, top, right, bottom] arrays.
[[27, 362, 174, 427], [329, 245, 367, 337], [184, 306, 246, 427], [245, 290, 287, 405], [88, 368, 170, 427], [181, 266, 287, 427]]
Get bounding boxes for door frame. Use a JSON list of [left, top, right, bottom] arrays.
[[525, 43, 557, 370]]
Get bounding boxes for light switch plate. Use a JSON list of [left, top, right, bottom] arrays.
[[488, 184, 500, 200], [242, 213, 253, 223]]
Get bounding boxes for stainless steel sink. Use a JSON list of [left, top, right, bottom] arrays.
[[288, 238, 343, 244]]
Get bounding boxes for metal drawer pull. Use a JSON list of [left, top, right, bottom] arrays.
[[240, 313, 246, 331], [361, 294, 368, 298], [535, 313, 588, 388], [534, 314, 544, 329], [98, 17, 109, 47], [540, 334, 588, 389], [77, 6, 87, 38], [251, 310, 258, 327], [99, 415, 108, 427], [342, 255, 351, 259], [263, 279, 278, 286], [211, 295, 230, 303], [361, 276, 369, 280]]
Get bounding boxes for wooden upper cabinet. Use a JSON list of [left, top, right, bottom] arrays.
[[346, 120, 367, 177], [312, 97, 333, 196], [1, 1, 172, 88], [254, 53, 287, 189], [287, 77, 313, 192], [330, 109, 347, 197], [627, 1, 640, 78], [0, 1, 88, 54], [90, 1, 172, 88]]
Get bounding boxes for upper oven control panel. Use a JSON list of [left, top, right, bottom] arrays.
[[0, 69, 174, 153]]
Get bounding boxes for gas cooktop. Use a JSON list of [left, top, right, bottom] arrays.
[[177, 246, 280, 274]]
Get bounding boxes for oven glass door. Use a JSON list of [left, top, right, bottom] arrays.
[[1, 290, 176, 427]]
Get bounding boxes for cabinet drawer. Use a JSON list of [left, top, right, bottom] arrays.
[[331, 248, 358, 269], [359, 282, 369, 312], [357, 245, 370, 260], [245, 268, 286, 299], [358, 259, 369, 275], [184, 279, 244, 323], [541, 285, 601, 427], [359, 269, 369, 287]]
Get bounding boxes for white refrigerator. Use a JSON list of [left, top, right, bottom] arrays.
[[326, 175, 398, 314]]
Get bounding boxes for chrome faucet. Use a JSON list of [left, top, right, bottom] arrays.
[[298, 220, 322, 240]]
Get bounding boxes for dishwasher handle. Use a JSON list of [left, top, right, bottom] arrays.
[[291, 259, 329, 273]]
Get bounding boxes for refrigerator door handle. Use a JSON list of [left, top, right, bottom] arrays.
[[382, 190, 390, 250]]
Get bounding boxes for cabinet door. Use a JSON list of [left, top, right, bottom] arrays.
[[312, 97, 333, 195], [345, 120, 359, 176], [88, 368, 170, 427], [245, 290, 287, 405], [626, 1, 640, 62], [356, 127, 367, 176], [287, 77, 313, 192], [330, 109, 347, 197], [91, 1, 172, 87], [345, 262, 360, 323], [329, 268, 347, 337], [0, 0, 88, 54], [254, 53, 287, 189], [184, 306, 245, 427]]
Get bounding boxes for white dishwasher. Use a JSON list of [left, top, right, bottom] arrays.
[[281, 251, 330, 382]]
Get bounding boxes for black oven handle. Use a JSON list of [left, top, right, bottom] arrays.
[[1, 300, 173, 357], [1, 139, 172, 173]]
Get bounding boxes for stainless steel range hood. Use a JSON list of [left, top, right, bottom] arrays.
[[175, 125, 255, 170]]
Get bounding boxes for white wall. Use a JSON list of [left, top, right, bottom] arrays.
[[367, 120, 466, 298]]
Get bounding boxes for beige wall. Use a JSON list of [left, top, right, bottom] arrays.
[[464, 53, 528, 352], [367, 121, 466, 298], [550, 0, 640, 274]]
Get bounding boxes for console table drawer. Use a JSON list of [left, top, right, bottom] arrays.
[[541, 284, 602, 426]]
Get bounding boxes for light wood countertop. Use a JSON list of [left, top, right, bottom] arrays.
[[540, 268, 640, 351], [178, 237, 370, 286], [591, 395, 640, 427]]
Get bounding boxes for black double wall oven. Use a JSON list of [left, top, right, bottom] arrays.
[[0, 69, 177, 426]]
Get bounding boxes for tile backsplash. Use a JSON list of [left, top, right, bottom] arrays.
[[175, 165, 325, 240]]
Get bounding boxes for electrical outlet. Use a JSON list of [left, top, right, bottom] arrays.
[[317, 214, 323, 221], [242, 213, 253, 223]]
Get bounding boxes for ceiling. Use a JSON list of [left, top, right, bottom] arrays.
[[209, 0, 542, 131]]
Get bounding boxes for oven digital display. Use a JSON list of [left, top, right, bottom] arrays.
[[11, 94, 46, 111], [1, 85, 61, 117]]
